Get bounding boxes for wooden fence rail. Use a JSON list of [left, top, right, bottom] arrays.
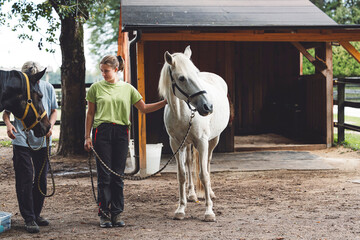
[[333, 77, 360, 143]]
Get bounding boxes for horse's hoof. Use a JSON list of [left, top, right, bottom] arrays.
[[197, 191, 205, 200], [188, 194, 198, 202], [204, 213, 216, 222], [174, 212, 185, 220]]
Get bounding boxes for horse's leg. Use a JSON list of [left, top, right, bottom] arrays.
[[171, 139, 187, 220], [196, 140, 216, 222], [195, 136, 218, 200], [186, 144, 197, 202], [207, 136, 219, 199]]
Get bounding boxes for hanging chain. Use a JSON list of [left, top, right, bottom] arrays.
[[89, 109, 195, 181]]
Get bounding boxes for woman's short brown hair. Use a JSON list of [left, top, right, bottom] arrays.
[[100, 55, 124, 71]]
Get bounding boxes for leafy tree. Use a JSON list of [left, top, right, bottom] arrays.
[[310, 0, 360, 24], [86, 0, 120, 63], [333, 42, 360, 77], [0, 0, 102, 156], [306, 1, 360, 77]]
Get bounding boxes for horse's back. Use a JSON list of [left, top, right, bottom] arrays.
[[199, 72, 228, 95]]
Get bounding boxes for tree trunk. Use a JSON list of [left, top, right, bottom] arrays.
[[57, 16, 86, 156]]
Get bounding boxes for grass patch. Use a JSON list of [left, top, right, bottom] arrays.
[[334, 114, 360, 151], [0, 140, 12, 148]]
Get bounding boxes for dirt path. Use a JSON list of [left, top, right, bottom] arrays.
[[1, 146, 360, 239]]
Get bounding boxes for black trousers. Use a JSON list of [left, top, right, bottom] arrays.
[[12, 145, 49, 223], [93, 123, 129, 217]]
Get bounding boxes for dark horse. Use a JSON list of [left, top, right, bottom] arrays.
[[0, 69, 51, 137]]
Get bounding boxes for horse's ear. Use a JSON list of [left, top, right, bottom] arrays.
[[28, 68, 46, 84], [184, 45, 192, 58], [164, 51, 174, 66]]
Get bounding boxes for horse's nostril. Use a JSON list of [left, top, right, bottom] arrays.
[[204, 103, 213, 112]]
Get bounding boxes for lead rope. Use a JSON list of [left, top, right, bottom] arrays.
[[25, 131, 45, 151], [88, 110, 196, 218], [37, 137, 56, 197], [25, 132, 55, 197]]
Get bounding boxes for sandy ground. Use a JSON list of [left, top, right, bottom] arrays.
[[0, 141, 360, 239]]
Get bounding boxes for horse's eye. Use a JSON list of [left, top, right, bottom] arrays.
[[178, 76, 185, 82], [38, 93, 43, 99]]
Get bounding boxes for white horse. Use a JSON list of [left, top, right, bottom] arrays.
[[158, 46, 230, 222]]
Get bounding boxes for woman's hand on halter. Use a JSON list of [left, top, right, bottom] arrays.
[[84, 137, 93, 152]]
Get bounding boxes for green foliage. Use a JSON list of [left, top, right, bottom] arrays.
[[333, 42, 360, 77], [310, 0, 360, 24], [302, 49, 315, 75], [303, 42, 360, 77], [86, 0, 120, 61], [0, 0, 99, 53]]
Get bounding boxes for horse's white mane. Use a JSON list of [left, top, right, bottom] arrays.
[[158, 62, 171, 99], [158, 53, 199, 99]]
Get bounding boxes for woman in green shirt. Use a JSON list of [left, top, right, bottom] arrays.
[[84, 55, 167, 228]]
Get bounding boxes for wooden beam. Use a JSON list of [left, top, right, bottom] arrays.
[[117, 6, 130, 83], [316, 43, 334, 147], [325, 42, 334, 147], [339, 41, 360, 64], [137, 40, 147, 175], [141, 30, 360, 42], [292, 42, 327, 73]]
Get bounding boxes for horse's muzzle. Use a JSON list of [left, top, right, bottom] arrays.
[[198, 103, 213, 116]]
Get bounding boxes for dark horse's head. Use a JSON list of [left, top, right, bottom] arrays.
[[0, 69, 51, 137]]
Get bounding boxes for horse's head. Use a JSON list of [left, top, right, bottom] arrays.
[[161, 46, 213, 116], [0, 69, 51, 137]]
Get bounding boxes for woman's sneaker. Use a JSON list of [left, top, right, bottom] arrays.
[[25, 220, 40, 233], [112, 214, 125, 227], [36, 216, 50, 226], [100, 216, 112, 228]]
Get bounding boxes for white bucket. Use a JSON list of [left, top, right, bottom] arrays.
[[146, 143, 163, 174], [126, 139, 135, 171]]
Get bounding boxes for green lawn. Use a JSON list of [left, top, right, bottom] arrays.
[[334, 114, 360, 151]]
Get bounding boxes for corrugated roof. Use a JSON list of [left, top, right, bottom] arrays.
[[121, 0, 338, 31]]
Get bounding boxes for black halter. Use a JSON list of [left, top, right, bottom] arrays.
[[168, 67, 207, 111]]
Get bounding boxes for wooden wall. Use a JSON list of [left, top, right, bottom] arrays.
[[142, 41, 326, 153], [234, 42, 303, 137], [143, 41, 235, 153]]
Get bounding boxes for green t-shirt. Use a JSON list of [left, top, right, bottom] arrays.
[[86, 80, 142, 128]]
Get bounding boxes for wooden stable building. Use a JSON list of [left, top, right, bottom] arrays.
[[118, 0, 360, 174]]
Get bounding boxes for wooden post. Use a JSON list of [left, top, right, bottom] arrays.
[[117, 7, 130, 83], [338, 82, 345, 143], [137, 41, 147, 175], [325, 42, 334, 147], [315, 42, 333, 147]]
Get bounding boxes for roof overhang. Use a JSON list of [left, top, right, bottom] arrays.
[[133, 27, 360, 42]]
